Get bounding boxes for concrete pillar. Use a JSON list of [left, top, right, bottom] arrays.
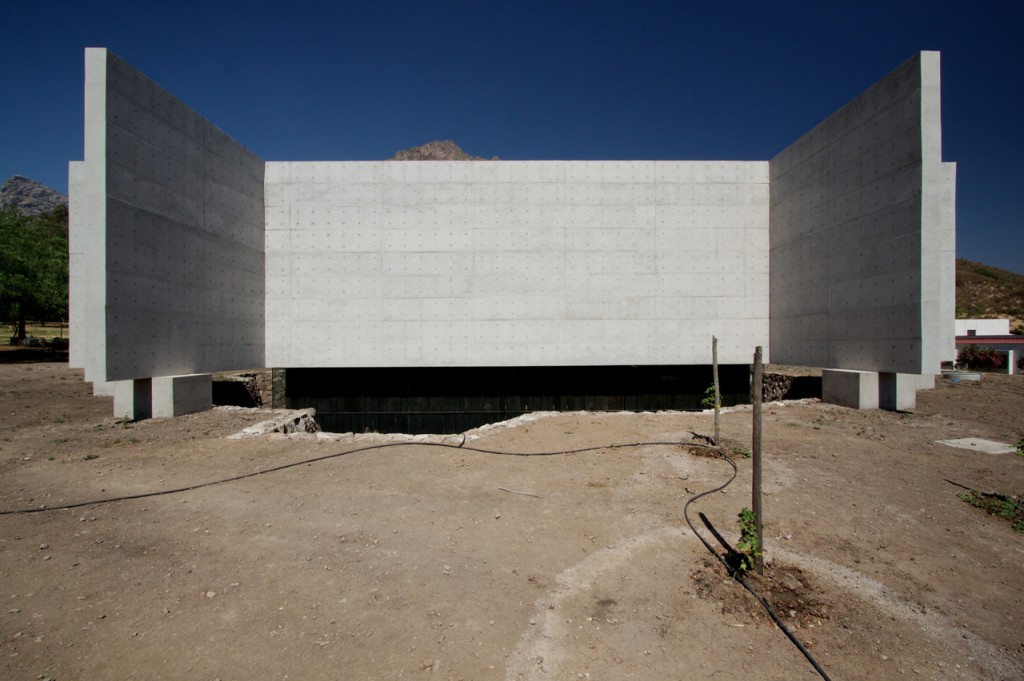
[[113, 378, 152, 421], [92, 381, 115, 397], [1009, 350, 1016, 376], [916, 374, 936, 390], [153, 374, 212, 417], [822, 370, 879, 409], [879, 373, 916, 412]]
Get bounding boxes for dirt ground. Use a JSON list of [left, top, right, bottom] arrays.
[[1, 357, 1022, 681]]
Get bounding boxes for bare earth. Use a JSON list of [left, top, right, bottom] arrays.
[[1, 359, 1022, 680]]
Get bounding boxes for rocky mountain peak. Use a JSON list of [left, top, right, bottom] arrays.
[[389, 140, 498, 161], [1, 176, 68, 216]]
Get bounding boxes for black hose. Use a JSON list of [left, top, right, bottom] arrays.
[[1, 433, 833, 678], [0, 439, 712, 515]]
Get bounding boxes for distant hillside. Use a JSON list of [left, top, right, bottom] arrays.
[[389, 140, 498, 161], [956, 258, 1024, 329], [1, 176, 67, 216]]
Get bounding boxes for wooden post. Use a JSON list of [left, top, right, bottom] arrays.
[[712, 336, 720, 446], [752, 345, 764, 574]]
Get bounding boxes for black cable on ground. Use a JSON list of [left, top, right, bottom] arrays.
[[0, 439, 712, 515], [0, 434, 833, 678]]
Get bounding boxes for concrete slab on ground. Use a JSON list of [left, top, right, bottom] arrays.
[[935, 438, 1018, 455]]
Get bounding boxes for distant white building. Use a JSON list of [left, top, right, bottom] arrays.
[[955, 319, 1010, 336], [954, 319, 1020, 375]]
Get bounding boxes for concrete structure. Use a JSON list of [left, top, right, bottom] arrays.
[[70, 49, 264, 388], [69, 49, 957, 424], [770, 52, 955, 377], [822, 370, 879, 410], [265, 161, 768, 368], [153, 374, 213, 417]]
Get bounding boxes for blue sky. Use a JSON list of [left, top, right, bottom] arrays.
[[1, 1, 1021, 272]]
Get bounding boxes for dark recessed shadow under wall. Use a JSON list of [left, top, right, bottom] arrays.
[[282, 365, 756, 435]]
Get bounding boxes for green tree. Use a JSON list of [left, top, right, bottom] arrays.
[[0, 207, 68, 342]]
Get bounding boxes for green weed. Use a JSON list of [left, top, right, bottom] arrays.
[[700, 384, 717, 410], [736, 507, 761, 571], [957, 489, 1024, 533]]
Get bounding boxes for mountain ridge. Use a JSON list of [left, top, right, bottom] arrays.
[[1, 175, 68, 215], [956, 258, 1024, 330], [389, 140, 497, 161]]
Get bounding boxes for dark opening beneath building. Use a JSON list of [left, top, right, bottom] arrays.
[[282, 364, 752, 434]]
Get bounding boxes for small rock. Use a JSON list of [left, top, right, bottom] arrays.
[[205, 591, 217, 599], [529, 617, 537, 625], [39, 544, 48, 550]]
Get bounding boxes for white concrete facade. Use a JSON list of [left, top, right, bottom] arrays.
[[265, 161, 769, 367], [69, 49, 957, 416]]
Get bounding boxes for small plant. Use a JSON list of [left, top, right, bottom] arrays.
[[735, 507, 761, 572], [700, 384, 717, 410], [116, 414, 134, 429], [732, 445, 751, 459], [957, 489, 1024, 533], [1016, 439, 1024, 458]]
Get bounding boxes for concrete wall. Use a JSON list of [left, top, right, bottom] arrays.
[[71, 48, 265, 383], [68, 159, 105, 384], [769, 52, 955, 375], [264, 161, 769, 368]]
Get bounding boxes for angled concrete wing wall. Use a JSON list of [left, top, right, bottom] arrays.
[[71, 48, 265, 382], [265, 161, 769, 367], [769, 51, 955, 374]]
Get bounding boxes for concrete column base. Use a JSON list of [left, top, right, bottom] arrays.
[[822, 370, 879, 409], [879, 373, 917, 412], [822, 370, 924, 411], [92, 381, 115, 397], [153, 374, 212, 417], [113, 378, 152, 420], [915, 374, 936, 390]]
